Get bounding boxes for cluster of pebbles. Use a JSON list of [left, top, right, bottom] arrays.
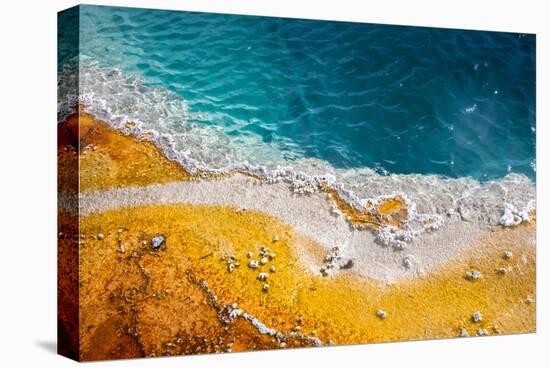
[[319, 246, 354, 276], [319, 246, 342, 276], [59, 144, 78, 156], [458, 249, 518, 337], [459, 248, 517, 337], [221, 254, 240, 273], [80, 143, 99, 155], [222, 236, 279, 293], [60, 143, 99, 156], [465, 249, 514, 281], [459, 311, 503, 338]]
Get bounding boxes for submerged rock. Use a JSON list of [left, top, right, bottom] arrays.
[[150, 235, 166, 250]]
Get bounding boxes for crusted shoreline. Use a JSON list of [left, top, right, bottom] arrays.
[[58, 111, 536, 360]]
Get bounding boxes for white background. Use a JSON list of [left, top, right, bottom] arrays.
[[0, 0, 547, 365]]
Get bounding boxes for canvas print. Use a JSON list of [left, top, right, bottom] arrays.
[[57, 5, 536, 361]]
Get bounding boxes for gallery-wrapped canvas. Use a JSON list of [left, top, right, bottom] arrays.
[[58, 4, 536, 362]]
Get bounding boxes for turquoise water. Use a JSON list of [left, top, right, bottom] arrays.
[[61, 5, 536, 182]]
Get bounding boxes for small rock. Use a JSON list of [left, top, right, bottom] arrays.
[[269, 265, 276, 273], [459, 328, 469, 337], [150, 235, 166, 250], [260, 257, 268, 265], [477, 328, 489, 336], [472, 311, 482, 323], [498, 267, 512, 274], [492, 325, 501, 334], [257, 272, 268, 281], [320, 266, 328, 276], [340, 259, 354, 270], [272, 235, 279, 242], [228, 264, 235, 273], [504, 251, 513, 259], [402, 255, 414, 269], [97, 233, 104, 240], [458, 206, 471, 221], [269, 253, 276, 260], [376, 309, 387, 319], [248, 260, 259, 269], [279, 341, 285, 348], [392, 241, 407, 251], [118, 244, 125, 253], [331, 207, 342, 217], [247, 251, 253, 258], [466, 270, 482, 281], [262, 284, 269, 292]]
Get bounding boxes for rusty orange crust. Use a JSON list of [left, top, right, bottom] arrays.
[[58, 110, 191, 192], [79, 204, 535, 360], [324, 186, 409, 229]]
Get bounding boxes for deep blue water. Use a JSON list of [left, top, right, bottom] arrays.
[[64, 5, 536, 181]]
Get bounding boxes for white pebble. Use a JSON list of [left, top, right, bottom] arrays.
[[477, 328, 489, 336], [257, 272, 268, 281], [466, 270, 482, 280], [376, 309, 387, 319], [248, 260, 259, 269], [262, 284, 269, 292], [472, 311, 482, 323], [97, 233, 104, 240], [260, 257, 268, 265]]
